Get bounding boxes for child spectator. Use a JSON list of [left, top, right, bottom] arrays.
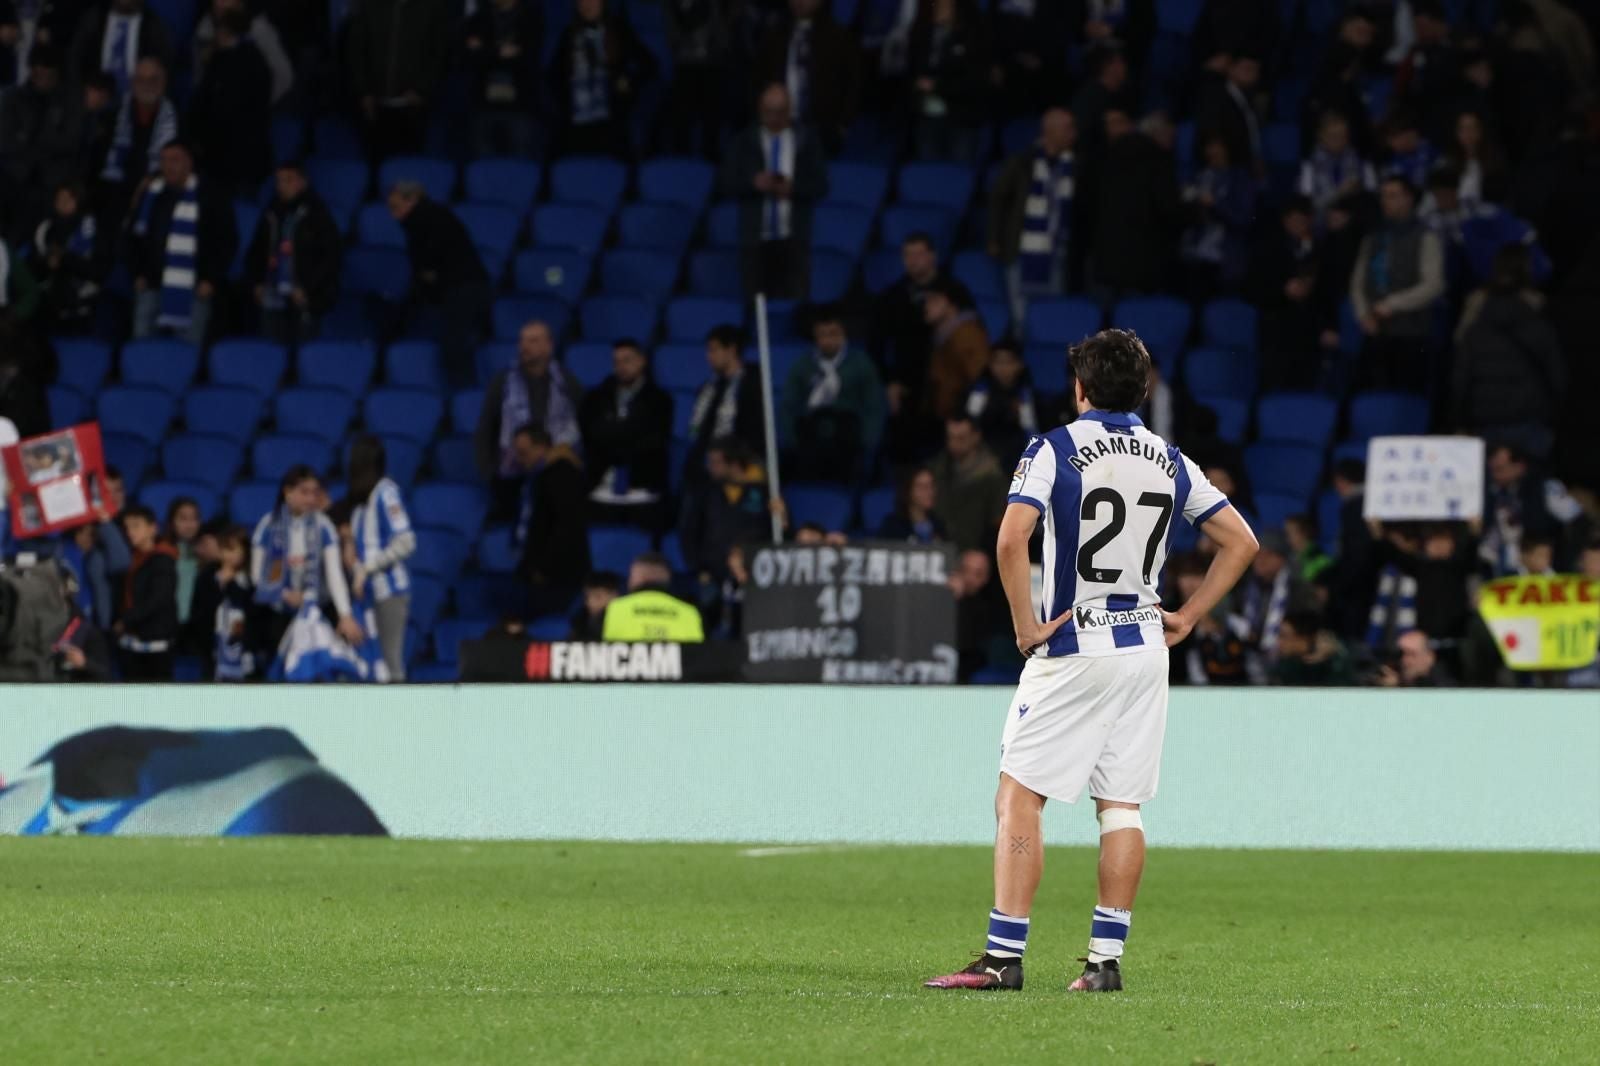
[[32, 183, 104, 332], [1297, 111, 1375, 227], [189, 524, 256, 680], [115, 504, 178, 680], [250, 465, 363, 657], [1181, 135, 1258, 298], [163, 495, 203, 636], [347, 435, 415, 681]]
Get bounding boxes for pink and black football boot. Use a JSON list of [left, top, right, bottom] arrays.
[[922, 953, 1024, 990], [1066, 958, 1123, 992]]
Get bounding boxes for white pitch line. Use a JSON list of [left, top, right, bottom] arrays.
[[737, 845, 860, 858]]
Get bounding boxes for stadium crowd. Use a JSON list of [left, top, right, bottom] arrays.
[[0, 0, 1596, 686]]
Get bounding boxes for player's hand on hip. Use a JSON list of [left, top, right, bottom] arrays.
[[1159, 609, 1194, 647], [1015, 611, 1071, 657]]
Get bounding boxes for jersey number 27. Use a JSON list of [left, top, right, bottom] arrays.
[[1077, 488, 1174, 585]]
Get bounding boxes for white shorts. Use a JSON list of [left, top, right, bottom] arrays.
[[998, 649, 1169, 805]]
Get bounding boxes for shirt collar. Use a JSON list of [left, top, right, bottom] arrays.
[[1076, 409, 1143, 428]]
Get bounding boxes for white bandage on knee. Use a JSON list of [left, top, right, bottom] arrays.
[[1098, 808, 1144, 835]]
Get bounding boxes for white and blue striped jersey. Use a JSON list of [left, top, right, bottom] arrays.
[[1007, 410, 1231, 658], [352, 477, 414, 601]]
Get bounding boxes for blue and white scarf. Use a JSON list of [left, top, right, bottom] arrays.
[[102, 12, 139, 94], [34, 212, 96, 261], [788, 20, 812, 120], [498, 364, 580, 476], [262, 203, 304, 311], [1299, 147, 1371, 214], [267, 602, 383, 683], [571, 26, 610, 125], [132, 175, 200, 330], [212, 574, 255, 681], [1018, 148, 1073, 285], [253, 506, 326, 609], [1365, 563, 1418, 650], [100, 93, 178, 183]]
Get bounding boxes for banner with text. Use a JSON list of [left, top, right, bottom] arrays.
[[1363, 435, 1484, 521], [742, 542, 958, 683], [1477, 575, 1600, 671]]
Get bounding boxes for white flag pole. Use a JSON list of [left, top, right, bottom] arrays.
[[753, 292, 784, 544]]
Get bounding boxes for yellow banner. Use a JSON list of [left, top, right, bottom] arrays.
[[1477, 575, 1600, 671]]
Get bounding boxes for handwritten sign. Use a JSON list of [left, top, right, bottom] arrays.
[[1363, 436, 1484, 521], [1477, 575, 1600, 671]]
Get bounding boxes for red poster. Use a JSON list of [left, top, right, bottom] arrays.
[[1, 422, 114, 539]]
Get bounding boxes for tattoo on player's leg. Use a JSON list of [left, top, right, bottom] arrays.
[[1009, 836, 1031, 855]]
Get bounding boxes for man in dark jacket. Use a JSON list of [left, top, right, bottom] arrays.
[[463, 0, 543, 158], [348, 0, 451, 161], [1088, 109, 1182, 297], [1453, 300, 1564, 460], [1249, 195, 1338, 390], [686, 323, 765, 477], [475, 318, 585, 517], [0, 46, 83, 239], [388, 181, 492, 385], [67, 0, 175, 94], [510, 425, 591, 618], [871, 231, 971, 438], [546, 0, 656, 159], [721, 81, 828, 301], [114, 504, 178, 681], [579, 338, 674, 529], [246, 160, 343, 344], [185, 9, 271, 197], [751, 0, 859, 155], [124, 140, 237, 346], [678, 436, 770, 585], [1193, 53, 1265, 176]]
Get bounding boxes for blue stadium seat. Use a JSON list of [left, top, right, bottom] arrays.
[[588, 524, 652, 574], [1252, 491, 1304, 533], [1191, 394, 1250, 443], [385, 340, 443, 390], [475, 342, 517, 385], [492, 296, 571, 342], [451, 388, 486, 434], [952, 251, 1004, 300], [666, 297, 741, 344], [549, 157, 628, 215], [652, 344, 704, 391], [182, 386, 264, 443], [431, 435, 477, 482], [785, 484, 853, 532], [1024, 297, 1101, 347], [660, 530, 687, 573], [531, 203, 609, 254], [139, 480, 220, 523], [704, 202, 739, 248], [409, 660, 459, 683], [1245, 441, 1325, 504], [342, 246, 410, 300], [1201, 298, 1259, 352], [669, 387, 698, 440], [432, 618, 489, 666], [512, 248, 593, 303], [1330, 439, 1369, 466], [305, 157, 368, 217], [53, 338, 113, 394], [1257, 392, 1339, 448], [363, 388, 443, 444], [826, 161, 890, 212], [1262, 122, 1300, 178], [274, 387, 356, 442], [861, 248, 901, 292], [1024, 345, 1070, 396], [618, 203, 696, 256], [976, 300, 1010, 342], [1156, 0, 1203, 33], [372, 436, 424, 489], [455, 202, 520, 276], [810, 250, 854, 302], [476, 525, 519, 573], [47, 386, 87, 428], [121, 338, 200, 395], [1183, 347, 1259, 399], [408, 575, 446, 633], [356, 202, 406, 248], [1348, 391, 1430, 440], [812, 203, 873, 258], [410, 525, 469, 581], [209, 338, 288, 397], [312, 116, 363, 159], [451, 573, 497, 618], [252, 433, 333, 477], [296, 340, 377, 397], [161, 435, 242, 490], [897, 162, 976, 214], [637, 157, 715, 213], [879, 204, 953, 255], [97, 387, 177, 444], [101, 433, 154, 488], [565, 342, 614, 389], [999, 116, 1037, 157], [600, 249, 679, 303], [463, 157, 543, 217], [1316, 489, 1343, 556], [580, 295, 657, 343], [858, 486, 895, 533], [410, 481, 488, 539], [687, 250, 742, 298], [377, 155, 456, 201], [270, 113, 304, 167], [1112, 296, 1192, 379], [228, 480, 278, 524]]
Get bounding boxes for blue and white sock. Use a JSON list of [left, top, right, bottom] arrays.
[[985, 909, 1029, 959], [1087, 905, 1131, 964]]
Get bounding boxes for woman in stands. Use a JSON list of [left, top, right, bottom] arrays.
[[162, 496, 207, 648], [878, 467, 949, 545], [346, 435, 416, 682], [251, 464, 364, 662]]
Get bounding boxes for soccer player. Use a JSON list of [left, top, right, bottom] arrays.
[[924, 329, 1258, 993]]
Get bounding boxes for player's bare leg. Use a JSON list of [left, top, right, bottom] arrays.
[[1068, 798, 1144, 992]]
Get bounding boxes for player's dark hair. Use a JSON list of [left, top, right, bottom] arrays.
[[705, 323, 742, 349], [1069, 328, 1150, 413]]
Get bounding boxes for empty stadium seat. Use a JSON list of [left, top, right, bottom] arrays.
[[296, 340, 377, 397], [617, 203, 697, 256], [600, 249, 679, 303], [1315, 489, 1343, 555], [879, 204, 953, 254], [312, 115, 363, 159], [120, 338, 200, 395], [1348, 391, 1430, 440], [531, 203, 609, 254], [1024, 297, 1101, 347], [101, 433, 154, 488], [97, 387, 177, 444], [475, 342, 517, 385], [659, 530, 687, 573], [455, 202, 520, 275], [452, 573, 499, 618], [182, 386, 264, 443], [305, 157, 368, 216], [1191, 394, 1250, 443], [377, 155, 456, 201], [385, 340, 443, 390], [451, 388, 486, 434], [492, 296, 571, 342], [858, 486, 895, 533], [687, 250, 742, 298], [409, 482, 488, 539], [825, 161, 890, 212], [161, 434, 243, 489], [341, 246, 410, 300], [952, 251, 1004, 301], [373, 436, 424, 488], [1201, 297, 1259, 352], [588, 524, 652, 574], [704, 202, 740, 248], [896, 162, 976, 214], [274, 387, 356, 442], [812, 203, 873, 258], [410, 525, 469, 581], [47, 386, 88, 428], [463, 157, 542, 216], [431, 618, 489, 666], [784, 484, 853, 532], [52, 338, 113, 395], [512, 249, 594, 302], [229, 479, 278, 524], [1112, 296, 1192, 378], [408, 575, 446, 632], [1253, 491, 1305, 533], [476, 525, 519, 573], [810, 250, 854, 302], [1023, 345, 1070, 395], [1245, 441, 1325, 503], [1256, 392, 1339, 448], [252, 433, 333, 477], [139, 480, 220, 523], [651, 344, 704, 392], [580, 295, 657, 343], [355, 202, 406, 248], [210, 339, 289, 396], [431, 436, 478, 482], [976, 300, 1011, 342], [861, 248, 901, 292], [363, 388, 443, 444], [1183, 347, 1259, 399], [637, 157, 715, 212], [665, 297, 741, 344], [564, 342, 614, 389], [549, 157, 628, 215]]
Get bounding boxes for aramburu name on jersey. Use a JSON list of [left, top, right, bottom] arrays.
[[1060, 434, 1179, 478]]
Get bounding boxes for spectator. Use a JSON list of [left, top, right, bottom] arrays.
[[1349, 175, 1444, 393], [1268, 610, 1354, 686], [55, 576, 114, 682], [348, 435, 416, 682], [1231, 529, 1319, 665], [679, 436, 769, 586], [388, 180, 492, 384], [580, 339, 673, 528], [1391, 0, 1464, 144], [722, 81, 827, 301], [1327, 458, 1378, 639], [193, 0, 294, 105], [1480, 444, 1559, 576], [96, 56, 176, 194], [989, 0, 1066, 117], [0, 45, 82, 238], [1283, 513, 1333, 585], [185, 8, 272, 197], [1375, 628, 1455, 687], [602, 551, 704, 642], [1088, 107, 1182, 298], [1443, 109, 1508, 207], [1302, 12, 1382, 161], [752, 0, 860, 155], [32, 181, 106, 333], [1569, 542, 1600, 686], [245, 160, 343, 345], [1379, 113, 1437, 190], [463, 0, 543, 158], [1069, 0, 1155, 77], [949, 545, 1006, 681], [125, 140, 236, 346], [988, 107, 1081, 327], [78, 71, 118, 189], [1296, 111, 1375, 229], [877, 466, 947, 544], [1250, 196, 1336, 389], [1194, 52, 1265, 176], [68, 0, 175, 96], [1422, 166, 1551, 290], [510, 425, 591, 617], [928, 413, 1007, 553], [348, 0, 451, 160], [114, 503, 177, 681], [922, 277, 988, 423], [1180, 134, 1258, 298], [705, 544, 746, 640], [55, 514, 131, 631], [569, 570, 620, 640], [250, 465, 363, 658], [475, 320, 583, 517], [1368, 521, 1476, 650], [188, 523, 255, 680], [872, 232, 971, 443], [661, 0, 735, 159], [903, 0, 989, 163], [547, 0, 656, 159], [964, 341, 1040, 463], [779, 308, 884, 482], [162, 495, 202, 636], [1070, 44, 1134, 163], [686, 323, 765, 473], [1451, 245, 1564, 458]]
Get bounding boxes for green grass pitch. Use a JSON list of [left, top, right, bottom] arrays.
[[2, 838, 1596, 1064]]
